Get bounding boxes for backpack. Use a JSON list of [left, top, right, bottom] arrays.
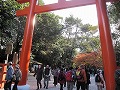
[[95, 74, 101, 82], [13, 69, 22, 81], [76, 71, 84, 81], [58, 72, 65, 81], [66, 71, 73, 81]]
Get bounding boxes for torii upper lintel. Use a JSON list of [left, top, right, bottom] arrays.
[[16, 0, 118, 16]]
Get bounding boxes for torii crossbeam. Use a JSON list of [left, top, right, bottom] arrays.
[[16, 0, 119, 90]]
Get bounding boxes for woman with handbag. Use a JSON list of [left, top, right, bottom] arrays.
[[12, 65, 22, 90], [95, 70, 104, 90]]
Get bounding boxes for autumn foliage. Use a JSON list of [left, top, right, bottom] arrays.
[[73, 51, 103, 68]]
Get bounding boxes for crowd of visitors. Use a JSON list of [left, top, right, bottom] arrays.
[[4, 60, 120, 90], [3, 61, 105, 90], [33, 64, 105, 90], [4, 62, 22, 90]]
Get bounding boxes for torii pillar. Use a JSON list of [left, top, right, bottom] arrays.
[[16, 0, 37, 85], [96, 0, 117, 90], [15, 0, 118, 90]]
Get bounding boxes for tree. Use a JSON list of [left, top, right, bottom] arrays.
[[32, 13, 63, 65], [107, 1, 120, 66], [0, 0, 23, 62], [0, 0, 64, 66], [58, 15, 100, 67], [0, 0, 26, 51], [0, 0, 19, 47], [107, 1, 120, 24], [62, 15, 99, 53]]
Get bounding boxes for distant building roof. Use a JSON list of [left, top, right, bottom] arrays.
[[30, 60, 42, 65]]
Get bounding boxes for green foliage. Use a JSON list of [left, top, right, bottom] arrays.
[[32, 13, 63, 65], [0, 0, 20, 29], [62, 15, 99, 53], [108, 1, 120, 66], [65, 15, 82, 27], [38, 0, 44, 5], [107, 1, 120, 24], [0, 0, 22, 49]]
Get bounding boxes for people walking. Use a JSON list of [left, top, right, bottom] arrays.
[[26, 66, 108, 90], [34, 64, 43, 90], [58, 68, 66, 90], [85, 69, 91, 90], [66, 67, 74, 90], [95, 70, 104, 90], [4, 62, 14, 90], [76, 65, 87, 90], [52, 66, 59, 86], [72, 68, 77, 88], [12, 64, 22, 90], [43, 65, 50, 89]]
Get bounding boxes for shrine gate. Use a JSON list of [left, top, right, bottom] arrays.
[[16, 0, 119, 90]]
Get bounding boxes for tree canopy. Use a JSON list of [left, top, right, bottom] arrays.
[[108, 1, 120, 66], [0, 0, 101, 68]]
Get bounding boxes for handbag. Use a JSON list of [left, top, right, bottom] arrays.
[[12, 74, 16, 81]]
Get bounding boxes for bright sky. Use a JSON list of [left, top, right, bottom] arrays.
[[43, 0, 98, 26]]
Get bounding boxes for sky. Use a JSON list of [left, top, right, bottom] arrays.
[[43, 0, 98, 26]]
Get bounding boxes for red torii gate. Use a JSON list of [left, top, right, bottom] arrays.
[[16, 0, 119, 90]]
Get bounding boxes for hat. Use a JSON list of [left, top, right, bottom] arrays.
[[9, 62, 12, 65], [15, 65, 19, 69], [97, 70, 100, 74]]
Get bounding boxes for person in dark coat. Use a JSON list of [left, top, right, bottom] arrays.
[[4, 62, 14, 90], [85, 69, 91, 90], [43, 65, 50, 89], [34, 64, 43, 90], [58, 68, 66, 90], [52, 66, 59, 86]]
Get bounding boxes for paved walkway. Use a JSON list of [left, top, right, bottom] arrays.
[[27, 73, 106, 90]]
